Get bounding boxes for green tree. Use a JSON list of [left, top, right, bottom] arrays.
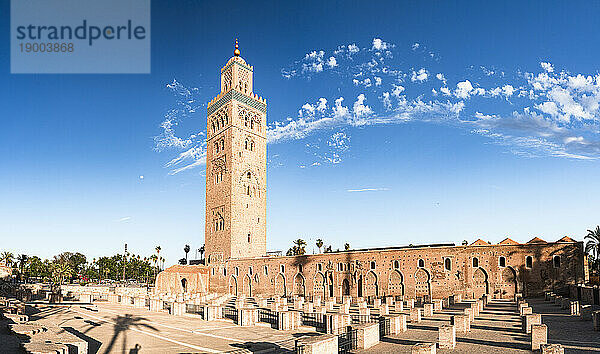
[[316, 239, 323, 253], [184, 244, 190, 264], [1, 251, 15, 267], [17, 254, 28, 282], [52, 262, 73, 284], [344, 243, 350, 251], [585, 226, 600, 273]]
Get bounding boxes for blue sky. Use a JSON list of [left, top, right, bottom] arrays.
[[1, 0, 599, 265]]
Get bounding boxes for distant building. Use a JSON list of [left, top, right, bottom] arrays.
[[156, 43, 586, 299]]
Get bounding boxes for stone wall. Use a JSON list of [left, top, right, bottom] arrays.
[[207, 241, 583, 300]]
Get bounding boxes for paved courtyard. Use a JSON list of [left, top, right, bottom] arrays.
[[364, 298, 600, 353], [3, 297, 599, 353], [18, 302, 318, 353]]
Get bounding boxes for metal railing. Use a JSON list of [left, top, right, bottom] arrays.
[[258, 308, 278, 328], [379, 316, 390, 337], [223, 307, 238, 322], [337, 327, 357, 353], [186, 304, 204, 318], [301, 312, 326, 332], [350, 313, 379, 324]]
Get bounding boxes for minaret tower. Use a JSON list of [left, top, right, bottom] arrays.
[[205, 40, 267, 263]]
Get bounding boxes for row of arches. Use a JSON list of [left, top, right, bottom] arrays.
[[227, 266, 518, 299]]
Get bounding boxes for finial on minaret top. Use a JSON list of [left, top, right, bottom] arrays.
[[234, 38, 240, 57]]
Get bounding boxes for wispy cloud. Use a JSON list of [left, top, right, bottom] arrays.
[[118, 216, 132, 222], [347, 188, 390, 192], [157, 38, 600, 174]]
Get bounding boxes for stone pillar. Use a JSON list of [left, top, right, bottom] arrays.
[[80, 294, 92, 303], [580, 305, 592, 320], [238, 308, 258, 327], [150, 299, 162, 312], [303, 302, 314, 313], [433, 299, 443, 311], [541, 344, 564, 354], [438, 325, 456, 349], [464, 308, 474, 322], [387, 314, 407, 334], [477, 299, 484, 313], [405, 299, 415, 309], [121, 295, 131, 306], [315, 306, 326, 314], [278, 311, 298, 331], [359, 307, 370, 316], [520, 305, 532, 316], [531, 324, 548, 351], [358, 301, 368, 309], [258, 298, 268, 308], [451, 314, 470, 333], [325, 301, 335, 311], [411, 343, 436, 354], [355, 323, 380, 350], [379, 304, 389, 315], [340, 302, 350, 314], [325, 313, 345, 335], [570, 301, 580, 316], [374, 298, 382, 307], [395, 302, 404, 313], [274, 303, 288, 312], [522, 313, 542, 334], [561, 298, 570, 310], [481, 294, 488, 306], [410, 308, 422, 323], [342, 296, 352, 305], [172, 301, 185, 316], [423, 303, 434, 317], [385, 296, 395, 305], [593, 311, 600, 331], [470, 302, 479, 317], [205, 305, 222, 321], [133, 296, 146, 308]]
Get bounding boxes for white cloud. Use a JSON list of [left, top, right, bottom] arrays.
[[118, 216, 132, 222], [327, 56, 338, 68], [502, 84, 515, 97], [540, 62, 554, 73], [454, 80, 474, 99], [348, 43, 359, 54], [374, 77, 382, 86], [352, 94, 373, 119], [372, 38, 388, 51], [347, 188, 390, 192], [412, 43, 420, 50], [411, 68, 428, 82]]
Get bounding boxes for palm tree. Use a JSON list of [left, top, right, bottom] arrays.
[[585, 226, 600, 265], [17, 254, 28, 282], [1, 251, 15, 267], [184, 244, 190, 264], [293, 239, 307, 255], [52, 262, 73, 284], [159, 256, 165, 271], [199, 245, 205, 260], [344, 243, 350, 251], [316, 239, 323, 254]]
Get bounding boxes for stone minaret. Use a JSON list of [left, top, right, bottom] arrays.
[[205, 40, 267, 263]]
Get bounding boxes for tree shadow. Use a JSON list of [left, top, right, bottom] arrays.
[[227, 341, 291, 353], [102, 314, 157, 354]]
